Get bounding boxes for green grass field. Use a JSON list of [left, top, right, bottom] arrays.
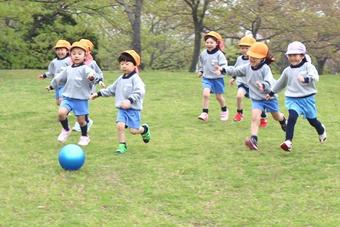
[[0, 70, 339, 226]]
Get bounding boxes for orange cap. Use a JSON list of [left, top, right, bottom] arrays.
[[247, 42, 268, 59], [54, 40, 71, 49], [122, 50, 141, 66], [204, 31, 223, 41], [238, 36, 256, 47], [79, 39, 94, 52], [70, 41, 88, 52]]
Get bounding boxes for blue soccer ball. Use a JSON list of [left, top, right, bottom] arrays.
[[58, 144, 85, 171]]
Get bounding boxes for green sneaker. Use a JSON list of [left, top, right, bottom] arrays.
[[141, 124, 151, 143], [116, 143, 127, 154]]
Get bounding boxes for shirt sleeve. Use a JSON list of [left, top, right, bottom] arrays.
[[128, 76, 145, 103], [50, 67, 67, 88], [272, 69, 288, 94], [99, 78, 119, 97]]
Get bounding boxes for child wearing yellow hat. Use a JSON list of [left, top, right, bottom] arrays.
[[90, 50, 150, 154], [47, 41, 98, 146], [38, 39, 71, 105], [72, 38, 105, 132], [197, 31, 229, 122], [221, 42, 287, 150]]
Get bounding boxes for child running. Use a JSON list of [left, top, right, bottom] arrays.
[[221, 42, 287, 150], [267, 41, 326, 151], [229, 36, 269, 127], [90, 50, 151, 154], [72, 38, 105, 132], [38, 40, 71, 105], [48, 41, 97, 146], [197, 31, 229, 122]]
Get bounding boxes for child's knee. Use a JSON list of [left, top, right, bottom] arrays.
[[116, 123, 125, 130]]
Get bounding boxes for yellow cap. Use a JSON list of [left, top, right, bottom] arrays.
[[70, 41, 88, 52], [54, 40, 71, 49], [238, 36, 256, 47], [79, 39, 94, 52], [122, 50, 141, 66], [247, 42, 268, 59], [204, 31, 223, 41]]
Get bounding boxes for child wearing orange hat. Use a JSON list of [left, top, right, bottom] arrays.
[[221, 42, 287, 150], [90, 50, 150, 154], [47, 41, 97, 146], [38, 39, 71, 105], [197, 31, 229, 122], [72, 38, 105, 132], [229, 36, 269, 127]]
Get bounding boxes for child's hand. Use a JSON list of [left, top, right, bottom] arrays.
[[87, 74, 95, 81], [89, 93, 98, 100], [38, 74, 45, 80], [120, 100, 131, 109], [265, 94, 271, 100], [229, 78, 235, 86], [214, 65, 222, 75], [99, 81, 106, 88], [256, 81, 264, 92], [297, 75, 305, 83], [198, 72, 203, 78], [46, 85, 53, 91]]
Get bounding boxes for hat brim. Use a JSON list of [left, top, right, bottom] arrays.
[[247, 50, 266, 59]]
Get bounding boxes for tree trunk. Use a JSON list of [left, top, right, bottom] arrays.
[[316, 56, 327, 75], [132, 0, 142, 54], [190, 27, 202, 72]]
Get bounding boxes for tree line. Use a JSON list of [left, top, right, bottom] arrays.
[[0, 0, 339, 74]]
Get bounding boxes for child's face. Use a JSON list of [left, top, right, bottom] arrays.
[[287, 54, 304, 65], [205, 38, 218, 51], [249, 56, 263, 67], [239, 45, 250, 56], [70, 48, 86, 64], [120, 61, 135, 74], [55, 47, 68, 59]]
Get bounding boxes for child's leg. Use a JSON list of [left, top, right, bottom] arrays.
[[58, 107, 70, 131], [286, 110, 299, 141], [270, 111, 287, 131], [216, 94, 228, 121], [215, 93, 226, 108], [202, 88, 211, 111], [236, 88, 245, 112], [250, 109, 262, 136], [77, 115, 87, 136], [307, 118, 325, 135], [116, 122, 127, 153]]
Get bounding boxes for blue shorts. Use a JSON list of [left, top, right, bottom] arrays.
[[202, 78, 225, 94], [252, 99, 279, 112], [55, 86, 64, 99], [60, 97, 89, 116], [285, 95, 317, 119], [116, 109, 141, 129], [237, 83, 249, 98]]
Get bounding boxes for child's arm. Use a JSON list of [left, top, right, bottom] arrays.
[[222, 64, 247, 78], [92, 61, 106, 87], [126, 76, 145, 105], [297, 63, 319, 84], [48, 68, 67, 90], [90, 78, 119, 99], [265, 70, 288, 99], [38, 61, 54, 79], [197, 54, 203, 77]]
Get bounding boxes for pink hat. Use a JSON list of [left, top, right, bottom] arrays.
[[286, 41, 306, 55]]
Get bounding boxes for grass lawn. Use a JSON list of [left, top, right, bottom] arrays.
[[0, 69, 339, 226]]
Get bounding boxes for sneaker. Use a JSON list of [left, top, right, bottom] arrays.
[[260, 118, 268, 128], [57, 129, 71, 143], [220, 110, 229, 121], [245, 137, 258, 150], [198, 112, 208, 121], [280, 140, 292, 152], [141, 124, 151, 143], [233, 112, 244, 122], [72, 122, 81, 132], [319, 124, 327, 143], [87, 119, 93, 132], [78, 136, 90, 146], [116, 143, 127, 154]]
